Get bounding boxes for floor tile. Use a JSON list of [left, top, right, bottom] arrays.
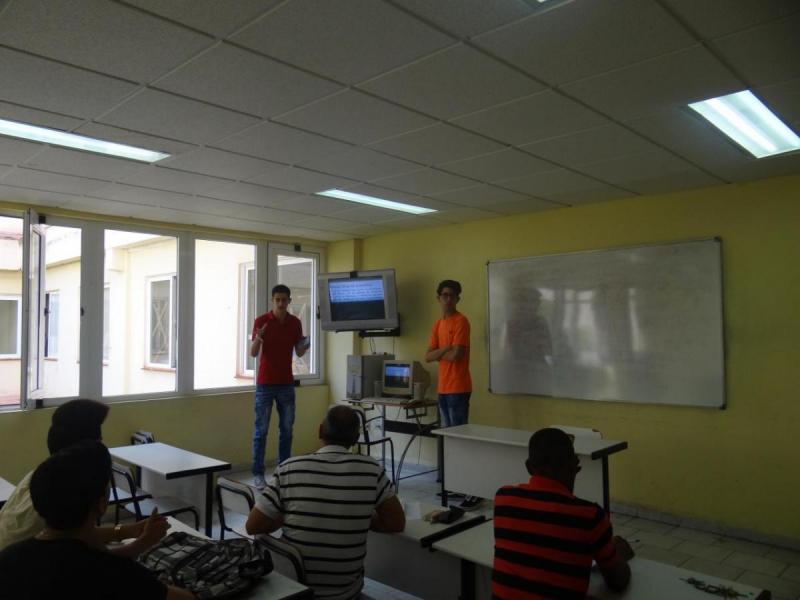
[[674, 540, 735, 562], [737, 570, 800, 599], [780, 564, 800, 584], [714, 537, 774, 557], [680, 557, 744, 580], [723, 551, 787, 577], [628, 529, 683, 550], [766, 547, 800, 567], [625, 517, 676, 535], [669, 527, 720, 545], [614, 523, 640, 537], [634, 544, 691, 567]]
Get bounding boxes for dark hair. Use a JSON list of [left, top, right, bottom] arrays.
[[437, 280, 462, 296], [528, 428, 575, 471], [31, 440, 112, 530], [272, 284, 291, 297], [320, 405, 360, 448], [47, 399, 109, 454]]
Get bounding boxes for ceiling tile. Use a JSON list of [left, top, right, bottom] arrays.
[[490, 197, 563, 215], [378, 214, 450, 229], [157, 43, 341, 117], [360, 44, 542, 119], [333, 183, 452, 212], [712, 13, 800, 87], [0, 137, 44, 165], [0, 102, 85, 131], [63, 195, 151, 217], [1, 167, 110, 195], [246, 166, 355, 194], [521, 123, 662, 166], [282, 194, 363, 216], [275, 89, 434, 145], [124, 0, 282, 38], [161, 147, 282, 180], [562, 46, 743, 120], [756, 77, 800, 125], [452, 90, 608, 145], [192, 199, 301, 224], [328, 204, 412, 224], [231, 0, 454, 84], [0, 47, 138, 119], [474, 0, 695, 85], [497, 167, 619, 198], [393, 0, 533, 38], [0, 184, 78, 208], [117, 166, 231, 195], [548, 186, 636, 206], [99, 89, 259, 145], [661, 0, 800, 39], [302, 147, 420, 181], [440, 148, 554, 181], [576, 149, 724, 194], [0, 0, 214, 82], [435, 206, 504, 222], [370, 168, 476, 195], [430, 184, 546, 209], [92, 183, 194, 207], [215, 121, 351, 164], [73, 123, 197, 157], [292, 215, 367, 232], [204, 182, 306, 208], [22, 147, 145, 181], [368, 124, 505, 165]]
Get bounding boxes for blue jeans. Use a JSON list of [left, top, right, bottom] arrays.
[[252, 384, 296, 476], [438, 393, 471, 428]]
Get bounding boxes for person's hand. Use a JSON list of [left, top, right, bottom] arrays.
[[256, 325, 266, 342], [613, 535, 634, 561], [139, 508, 170, 547]]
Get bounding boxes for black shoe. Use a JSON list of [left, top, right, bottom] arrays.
[[458, 495, 482, 511]]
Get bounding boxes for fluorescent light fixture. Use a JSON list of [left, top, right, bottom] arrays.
[[0, 118, 170, 162], [316, 189, 437, 214], [689, 90, 800, 158]]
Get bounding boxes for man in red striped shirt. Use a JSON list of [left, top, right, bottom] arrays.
[[493, 428, 633, 599]]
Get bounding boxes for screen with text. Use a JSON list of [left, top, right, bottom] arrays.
[[329, 277, 386, 321]]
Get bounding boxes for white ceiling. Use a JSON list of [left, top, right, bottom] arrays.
[[0, 0, 798, 242]]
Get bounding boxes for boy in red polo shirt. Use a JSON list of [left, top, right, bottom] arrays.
[[250, 284, 309, 489]]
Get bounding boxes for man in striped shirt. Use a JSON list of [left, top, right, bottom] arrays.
[[246, 405, 405, 600], [493, 428, 633, 599]]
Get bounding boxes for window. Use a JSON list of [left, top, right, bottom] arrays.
[[193, 240, 256, 390], [147, 275, 177, 368], [0, 296, 21, 358], [103, 286, 110, 362], [44, 291, 59, 358]]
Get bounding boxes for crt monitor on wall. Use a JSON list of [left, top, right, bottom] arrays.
[[318, 269, 398, 331], [382, 360, 430, 398]]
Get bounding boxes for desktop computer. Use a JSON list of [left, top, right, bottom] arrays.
[[346, 354, 394, 399]]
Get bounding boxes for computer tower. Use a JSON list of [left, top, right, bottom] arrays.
[[346, 353, 394, 399]]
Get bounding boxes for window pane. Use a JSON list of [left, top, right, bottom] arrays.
[[41, 226, 80, 398], [278, 255, 314, 376], [0, 216, 22, 406], [194, 240, 255, 389], [103, 231, 177, 396]]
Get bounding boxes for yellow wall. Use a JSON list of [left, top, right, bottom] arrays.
[[0, 386, 330, 484], [357, 174, 800, 540]]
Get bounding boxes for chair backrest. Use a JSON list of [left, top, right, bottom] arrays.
[[256, 534, 307, 584], [353, 407, 371, 444], [110, 462, 143, 519], [216, 478, 255, 540], [550, 425, 602, 440]]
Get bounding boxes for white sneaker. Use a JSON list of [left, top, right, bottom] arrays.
[[253, 475, 267, 490]]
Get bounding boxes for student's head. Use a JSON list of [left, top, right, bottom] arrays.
[[271, 284, 292, 313], [319, 405, 361, 449], [525, 428, 581, 491], [47, 399, 109, 455], [31, 440, 112, 531], [436, 279, 461, 313]]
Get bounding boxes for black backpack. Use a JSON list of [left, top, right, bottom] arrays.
[[139, 531, 273, 599]]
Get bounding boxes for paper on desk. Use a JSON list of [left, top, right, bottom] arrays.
[[402, 501, 422, 520]]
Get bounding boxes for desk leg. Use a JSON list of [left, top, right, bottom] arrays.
[[381, 404, 387, 470], [439, 436, 448, 507], [602, 457, 610, 513], [460, 559, 476, 600], [205, 472, 213, 537]]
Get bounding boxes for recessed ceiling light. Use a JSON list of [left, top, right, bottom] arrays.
[[689, 90, 800, 159], [316, 189, 437, 215], [0, 118, 170, 162]]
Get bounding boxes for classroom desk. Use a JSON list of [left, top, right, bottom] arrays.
[[432, 520, 772, 600], [364, 500, 488, 599], [432, 424, 627, 511], [109, 442, 231, 537], [0, 476, 14, 509], [164, 517, 312, 599]]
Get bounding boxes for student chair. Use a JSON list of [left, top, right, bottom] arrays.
[[256, 533, 307, 585], [108, 468, 152, 524], [353, 407, 395, 483], [215, 478, 255, 540], [111, 462, 200, 530]]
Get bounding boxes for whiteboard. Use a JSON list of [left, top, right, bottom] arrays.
[[487, 239, 725, 408]]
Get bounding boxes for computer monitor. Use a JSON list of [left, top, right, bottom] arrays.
[[382, 360, 430, 398]]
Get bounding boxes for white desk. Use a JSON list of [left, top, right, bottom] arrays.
[[432, 520, 771, 600], [165, 517, 312, 599], [432, 424, 627, 510], [0, 476, 14, 509], [110, 442, 231, 537], [365, 500, 488, 600]]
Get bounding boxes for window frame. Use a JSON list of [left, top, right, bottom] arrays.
[[0, 294, 22, 359], [44, 290, 59, 359], [145, 273, 177, 370], [238, 261, 256, 379]]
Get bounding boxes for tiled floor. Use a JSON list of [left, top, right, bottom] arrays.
[[219, 463, 800, 599]]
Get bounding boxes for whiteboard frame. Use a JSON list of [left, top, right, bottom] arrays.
[[486, 237, 726, 409]]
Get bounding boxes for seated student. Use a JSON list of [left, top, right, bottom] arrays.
[[246, 405, 405, 600], [0, 440, 194, 599], [0, 399, 167, 555], [493, 428, 633, 599]]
